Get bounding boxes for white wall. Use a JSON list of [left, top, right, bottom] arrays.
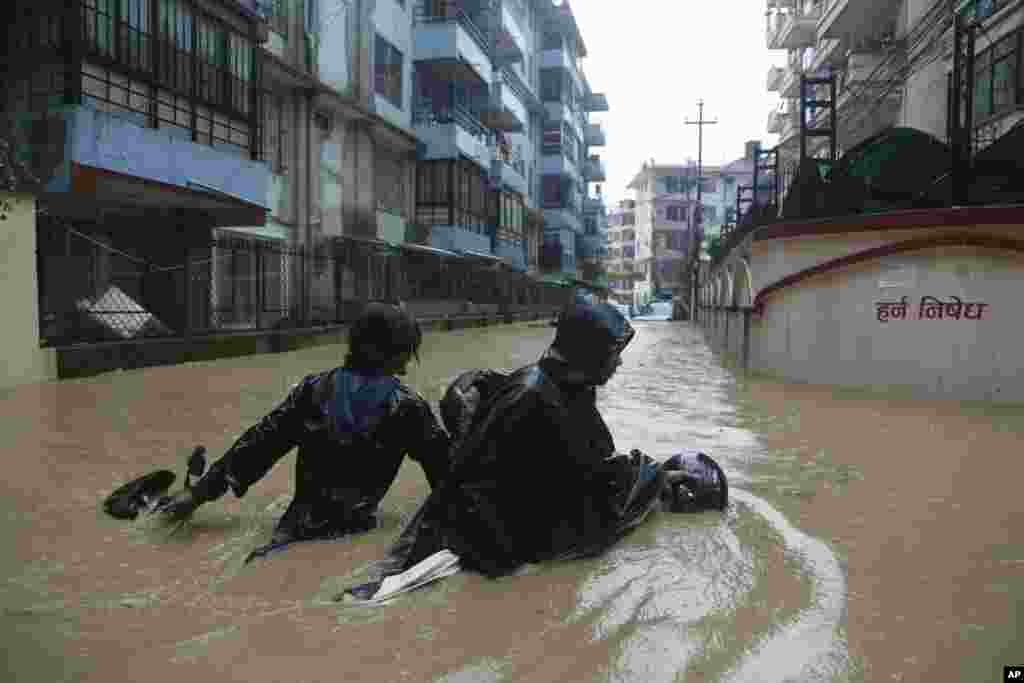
[[0, 193, 57, 389], [750, 245, 1024, 402]]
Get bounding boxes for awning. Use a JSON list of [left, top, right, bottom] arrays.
[[401, 241, 461, 258], [458, 248, 505, 263]]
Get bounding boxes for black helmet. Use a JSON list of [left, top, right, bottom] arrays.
[[346, 302, 422, 370], [551, 301, 635, 376]]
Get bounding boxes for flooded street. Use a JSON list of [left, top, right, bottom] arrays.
[[2, 321, 1022, 682]]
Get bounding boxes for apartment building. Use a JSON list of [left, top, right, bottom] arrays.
[[604, 199, 639, 305], [625, 162, 708, 306], [3, 0, 273, 336], [537, 0, 608, 280], [764, 0, 1024, 170]]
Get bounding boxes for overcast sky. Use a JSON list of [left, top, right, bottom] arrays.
[[569, 0, 786, 205]]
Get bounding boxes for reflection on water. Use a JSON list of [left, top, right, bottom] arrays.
[[1, 321, 1023, 682]]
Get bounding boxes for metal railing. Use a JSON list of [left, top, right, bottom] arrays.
[[414, 1, 492, 61], [413, 104, 490, 139], [36, 217, 572, 348]]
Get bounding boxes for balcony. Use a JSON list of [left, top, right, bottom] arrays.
[[765, 10, 786, 49], [413, 10, 493, 86], [584, 195, 605, 212], [779, 64, 803, 98], [777, 6, 820, 49], [480, 75, 527, 132], [809, 38, 844, 72], [491, 147, 528, 196], [412, 106, 491, 169], [819, 0, 902, 43], [543, 208, 582, 234], [583, 155, 606, 182], [778, 109, 800, 144], [585, 91, 609, 112], [541, 46, 584, 95], [767, 65, 785, 91], [492, 4, 526, 67], [584, 122, 606, 147], [545, 100, 581, 137], [540, 151, 581, 183], [56, 105, 268, 226]]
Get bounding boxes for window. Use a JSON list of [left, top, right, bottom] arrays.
[[666, 205, 686, 222], [622, 213, 635, 226], [540, 68, 562, 102], [375, 34, 403, 108], [542, 124, 561, 155], [973, 30, 1019, 121], [542, 32, 562, 51], [267, 0, 289, 36], [702, 205, 717, 222], [157, 0, 193, 93], [699, 178, 718, 194]]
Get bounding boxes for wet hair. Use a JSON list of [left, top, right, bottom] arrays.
[[345, 302, 422, 372]]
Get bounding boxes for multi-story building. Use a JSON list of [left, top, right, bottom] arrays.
[[764, 0, 1024, 188], [537, 0, 608, 280], [604, 199, 640, 304], [625, 162, 705, 306], [3, 0, 273, 335], [408, 0, 607, 280]]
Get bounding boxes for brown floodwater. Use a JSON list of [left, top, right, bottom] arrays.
[[1, 321, 1021, 682]]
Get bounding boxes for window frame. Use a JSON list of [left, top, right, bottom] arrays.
[[374, 33, 404, 109]]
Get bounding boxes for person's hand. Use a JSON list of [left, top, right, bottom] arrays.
[[153, 488, 204, 522]]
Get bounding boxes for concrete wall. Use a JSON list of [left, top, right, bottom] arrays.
[[703, 219, 1024, 403], [0, 193, 58, 390], [748, 244, 1024, 402]]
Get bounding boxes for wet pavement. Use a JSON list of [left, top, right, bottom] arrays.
[[1, 320, 1022, 682]]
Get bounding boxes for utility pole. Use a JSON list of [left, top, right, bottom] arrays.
[[684, 100, 717, 318]]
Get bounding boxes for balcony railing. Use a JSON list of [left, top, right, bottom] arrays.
[[499, 66, 538, 113], [412, 104, 489, 139], [414, 3, 491, 60]]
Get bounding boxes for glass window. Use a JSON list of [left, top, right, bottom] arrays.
[[375, 34, 404, 108]]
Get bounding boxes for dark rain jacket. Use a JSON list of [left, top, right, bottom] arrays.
[[193, 367, 451, 544], [383, 357, 664, 578]]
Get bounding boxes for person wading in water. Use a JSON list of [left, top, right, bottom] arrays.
[[154, 303, 452, 561]]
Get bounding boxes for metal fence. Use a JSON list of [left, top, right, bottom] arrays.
[[36, 218, 571, 348]]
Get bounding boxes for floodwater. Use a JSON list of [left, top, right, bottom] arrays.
[[2, 321, 1022, 682]]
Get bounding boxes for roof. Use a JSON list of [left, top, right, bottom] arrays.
[[626, 163, 724, 189], [720, 157, 754, 174]]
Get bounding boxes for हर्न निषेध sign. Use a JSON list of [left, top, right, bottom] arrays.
[[874, 295, 988, 323]]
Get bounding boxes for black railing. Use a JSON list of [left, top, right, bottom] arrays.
[[414, 2, 491, 62], [413, 104, 489, 139], [37, 218, 570, 348]]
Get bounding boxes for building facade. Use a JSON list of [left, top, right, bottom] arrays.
[[764, 0, 1024, 178], [604, 198, 640, 304], [537, 0, 608, 281]]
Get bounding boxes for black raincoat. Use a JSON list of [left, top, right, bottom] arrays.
[[382, 359, 665, 578], [193, 367, 451, 547]]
